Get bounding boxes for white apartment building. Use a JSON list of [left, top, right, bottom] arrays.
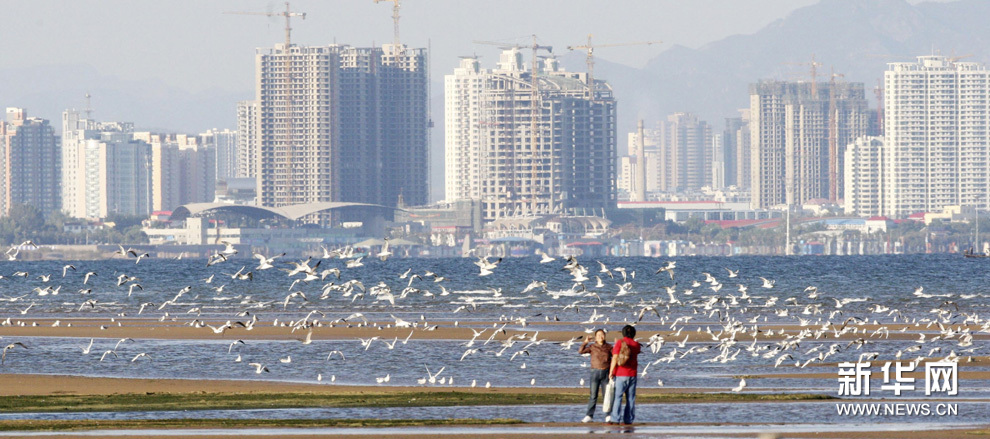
[[202, 129, 238, 183], [881, 55, 990, 217], [444, 50, 617, 221], [61, 110, 151, 218], [236, 100, 258, 179], [843, 136, 884, 217]]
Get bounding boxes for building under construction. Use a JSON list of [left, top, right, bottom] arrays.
[[254, 42, 428, 217], [444, 49, 616, 222], [748, 80, 869, 209]]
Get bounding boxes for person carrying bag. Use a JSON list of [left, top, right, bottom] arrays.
[[578, 328, 612, 423]]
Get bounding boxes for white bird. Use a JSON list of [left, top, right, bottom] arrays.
[[1, 342, 28, 365], [249, 362, 270, 374], [326, 350, 345, 361], [360, 336, 380, 351], [99, 350, 117, 362], [375, 374, 391, 383], [130, 353, 152, 362], [62, 265, 76, 278], [377, 238, 392, 261], [81, 338, 94, 354], [279, 356, 292, 364], [759, 277, 775, 289], [254, 252, 285, 270], [83, 272, 97, 285], [227, 340, 245, 353], [732, 378, 746, 392]]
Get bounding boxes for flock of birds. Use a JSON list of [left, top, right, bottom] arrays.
[[0, 239, 987, 392]]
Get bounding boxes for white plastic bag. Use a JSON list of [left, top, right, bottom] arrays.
[[602, 378, 616, 413]]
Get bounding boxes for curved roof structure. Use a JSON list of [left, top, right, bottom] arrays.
[[277, 202, 399, 220], [169, 202, 402, 222], [170, 203, 286, 221]]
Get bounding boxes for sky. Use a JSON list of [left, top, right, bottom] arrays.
[[1, 0, 833, 96]]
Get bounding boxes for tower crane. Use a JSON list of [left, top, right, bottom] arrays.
[[373, 0, 402, 47], [225, 2, 306, 51], [226, 2, 307, 203], [566, 34, 661, 100], [782, 55, 822, 98]]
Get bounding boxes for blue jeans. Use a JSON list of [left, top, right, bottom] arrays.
[[610, 375, 637, 424], [586, 368, 609, 417]]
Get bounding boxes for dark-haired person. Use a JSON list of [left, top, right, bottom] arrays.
[[578, 328, 612, 423], [608, 324, 641, 425]]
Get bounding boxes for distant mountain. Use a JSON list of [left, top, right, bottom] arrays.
[[560, 0, 990, 150], [0, 64, 247, 133]]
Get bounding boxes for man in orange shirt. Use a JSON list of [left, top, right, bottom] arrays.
[[608, 325, 641, 425], [578, 328, 612, 423]]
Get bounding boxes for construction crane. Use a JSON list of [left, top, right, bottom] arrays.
[[226, 2, 306, 51], [828, 69, 844, 203], [373, 0, 402, 47], [226, 2, 307, 203], [782, 55, 822, 98], [566, 34, 661, 100]]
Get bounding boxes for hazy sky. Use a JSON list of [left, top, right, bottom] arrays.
[[1, 0, 840, 95]]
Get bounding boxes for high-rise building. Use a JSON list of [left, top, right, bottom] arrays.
[[444, 50, 616, 221], [61, 109, 150, 219], [658, 112, 713, 192], [202, 129, 238, 183], [722, 111, 750, 188], [255, 42, 428, 215], [0, 108, 60, 216], [236, 100, 259, 179], [711, 133, 725, 190], [879, 55, 990, 217], [618, 127, 662, 198], [136, 132, 216, 212], [844, 136, 884, 217], [748, 81, 869, 209]]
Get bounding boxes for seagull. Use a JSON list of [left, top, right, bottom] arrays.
[[346, 257, 364, 269], [248, 362, 270, 374], [538, 251, 555, 263], [219, 241, 238, 256], [759, 277, 776, 289], [360, 336, 380, 351], [725, 268, 738, 278], [114, 338, 133, 351], [732, 378, 746, 392], [377, 238, 392, 261], [81, 338, 94, 354], [83, 272, 97, 285], [99, 350, 118, 362], [254, 252, 285, 270], [227, 340, 245, 353], [130, 353, 152, 362], [326, 350, 346, 361], [375, 374, 391, 383], [62, 265, 77, 277], [2, 342, 28, 365]]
